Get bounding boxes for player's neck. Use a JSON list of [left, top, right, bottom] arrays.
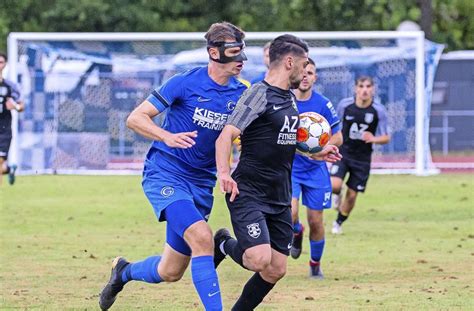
[[265, 69, 290, 90], [207, 64, 231, 85], [355, 98, 372, 108], [295, 89, 312, 101]]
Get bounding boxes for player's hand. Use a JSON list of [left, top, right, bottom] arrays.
[[362, 131, 375, 143], [218, 172, 239, 202], [309, 144, 342, 163], [162, 131, 198, 148], [5, 98, 17, 111]]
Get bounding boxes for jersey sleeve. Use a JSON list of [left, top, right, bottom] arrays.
[[226, 83, 267, 132], [5, 80, 21, 101], [322, 100, 341, 133], [374, 103, 390, 136], [336, 97, 352, 119], [146, 74, 186, 112]]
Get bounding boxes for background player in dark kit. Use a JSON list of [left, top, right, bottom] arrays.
[[330, 76, 390, 235], [0, 52, 24, 186]]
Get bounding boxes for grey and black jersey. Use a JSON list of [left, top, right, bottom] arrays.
[[337, 97, 389, 162], [226, 81, 299, 207], [0, 79, 21, 136]]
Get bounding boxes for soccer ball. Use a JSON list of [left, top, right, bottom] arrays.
[[296, 112, 331, 154]]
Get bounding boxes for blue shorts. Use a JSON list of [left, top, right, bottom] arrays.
[[143, 173, 214, 256], [292, 176, 332, 210]]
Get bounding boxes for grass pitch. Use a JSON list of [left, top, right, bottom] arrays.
[[1, 174, 473, 310]]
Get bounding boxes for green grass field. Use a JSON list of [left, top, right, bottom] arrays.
[[1, 174, 473, 310]]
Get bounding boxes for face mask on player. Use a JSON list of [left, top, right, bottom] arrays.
[[207, 40, 248, 63]]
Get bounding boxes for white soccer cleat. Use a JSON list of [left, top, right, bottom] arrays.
[[331, 221, 343, 235]]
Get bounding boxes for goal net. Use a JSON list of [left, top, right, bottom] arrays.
[[7, 32, 443, 175]]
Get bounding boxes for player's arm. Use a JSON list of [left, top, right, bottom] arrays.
[[329, 131, 343, 146], [216, 125, 241, 202], [126, 100, 197, 148], [5, 80, 24, 112], [5, 98, 24, 112], [309, 144, 342, 163], [362, 103, 391, 145]]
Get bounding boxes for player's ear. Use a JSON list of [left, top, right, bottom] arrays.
[[208, 47, 219, 61], [285, 56, 293, 70]]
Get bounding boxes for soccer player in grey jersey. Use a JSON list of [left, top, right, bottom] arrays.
[[330, 76, 391, 234], [214, 34, 341, 311]]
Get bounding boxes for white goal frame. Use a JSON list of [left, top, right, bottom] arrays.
[[7, 31, 433, 175]]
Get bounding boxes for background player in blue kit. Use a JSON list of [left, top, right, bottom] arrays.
[[98, 22, 248, 311], [330, 76, 391, 235], [289, 58, 343, 278]]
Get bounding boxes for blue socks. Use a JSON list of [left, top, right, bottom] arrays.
[[191, 256, 222, 311], [120, 255, 222, 310], [293, 221, 303, 233], [310, 239, 325, 262], [122, 255, 162, 283]]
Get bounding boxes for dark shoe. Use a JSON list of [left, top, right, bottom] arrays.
[[213, 228, 232, 268], [8, 164, 17, 185], [309, 261, 324, 279], [99, 257, 130, 310], [290, 224, 304, 259]]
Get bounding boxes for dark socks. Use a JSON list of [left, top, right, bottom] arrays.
[[231, 272, 275, 311], [336, 211, 348, 225], [223, 238, 246, 269]]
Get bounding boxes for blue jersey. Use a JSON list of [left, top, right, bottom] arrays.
[[144, 66, 247, 187], [292, 91, 341, 185]]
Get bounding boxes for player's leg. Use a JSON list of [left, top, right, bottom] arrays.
[[0, 157, 4, 185], [290, 179, 304, 259], [98, 203, 192, 310], [330, 160, 349, 234], [302, 184, 331, 278], [330, 160, 347, 211], [307, 209, 325, 278], [215, 196, 273, 270], [231, 207, 292, 310], [232, 248, 287, 311], [335, 159, 370, 233]]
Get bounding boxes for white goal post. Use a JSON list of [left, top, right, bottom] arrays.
[[7, 31, 438, 175]]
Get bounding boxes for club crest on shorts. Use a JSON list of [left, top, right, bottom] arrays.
[[247, 223, 261, 238], [160, 186, 174, 197]]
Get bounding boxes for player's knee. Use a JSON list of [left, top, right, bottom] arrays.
[[307, 217, 323, 233], [160, 269, 185, 282], [185, 224, 214, 253], [244, 252, 271, 271], [265, 264, 287, 281]]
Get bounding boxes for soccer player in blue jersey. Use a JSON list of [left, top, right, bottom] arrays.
[[98, 22, 248, 311], [289, 58, 343, 278], [330, 76, 390, 235]]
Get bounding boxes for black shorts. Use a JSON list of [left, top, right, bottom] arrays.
[[330, 157, 371, 192], [225, 194, 293, 256], [0, 135, 12, 160]]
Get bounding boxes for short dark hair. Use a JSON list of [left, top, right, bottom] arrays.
[[308, 57, 315, 66], [205, 21, 245, 44], [269, 34, 308, 64], [0, 52, 7, 62], [355, 76, 374, 86]]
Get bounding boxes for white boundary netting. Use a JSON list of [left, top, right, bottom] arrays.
[[7, 31, 443, 175]]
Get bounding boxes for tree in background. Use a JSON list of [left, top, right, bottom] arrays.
[[1, 0, 472, 51]]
